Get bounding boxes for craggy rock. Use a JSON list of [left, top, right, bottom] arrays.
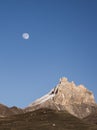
[[26, 77, 97, 119]]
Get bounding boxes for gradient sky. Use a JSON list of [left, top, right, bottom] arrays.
[[0, 0, 97, 108]]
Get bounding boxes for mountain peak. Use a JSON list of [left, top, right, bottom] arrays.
[[53, 77, 95, 105], [26, 77, 97, 118]]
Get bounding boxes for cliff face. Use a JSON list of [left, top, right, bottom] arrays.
[[26, 77, 97, 119], [53, 78, 95, 105]]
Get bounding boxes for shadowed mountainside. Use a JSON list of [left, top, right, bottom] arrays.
[[0, 108, 97, 130], [83, 111, 97, 125], [0, 104, 24, 117]]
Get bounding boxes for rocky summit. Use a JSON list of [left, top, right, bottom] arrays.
[[25, 77, 97, 119]]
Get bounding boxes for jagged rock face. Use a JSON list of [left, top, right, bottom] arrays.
[[26, 77, 97, 119], [53, 77, 95, 105]]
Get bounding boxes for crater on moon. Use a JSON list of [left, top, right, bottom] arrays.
[[22, 33, 29, 40]]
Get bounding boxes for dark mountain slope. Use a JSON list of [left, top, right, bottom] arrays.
[[0, 104, 24, 117], [83, 111, 97, 125], [0, 104, 15, 117], [0, 108, 97, 130]]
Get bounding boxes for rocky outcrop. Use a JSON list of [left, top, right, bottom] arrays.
[[53, 77, 95, 105], [25, 77, 97, 119]]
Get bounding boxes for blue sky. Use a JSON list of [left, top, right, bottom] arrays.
[[0, 0, 97, 108]]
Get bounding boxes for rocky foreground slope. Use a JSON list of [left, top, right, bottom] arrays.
[[25, 77, 97, 119], [0, 108, 97, 130]]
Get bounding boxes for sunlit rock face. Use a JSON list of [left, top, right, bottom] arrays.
[[53, 77, 95, 105], [26, 77, 97, 119]]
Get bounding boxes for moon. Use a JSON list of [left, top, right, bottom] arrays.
[[22, 33, 29, 40]]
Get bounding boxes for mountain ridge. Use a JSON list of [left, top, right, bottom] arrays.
[[0, 77, 97, 129], [25, 77, 97, 119], [0, 77, 97, 119]]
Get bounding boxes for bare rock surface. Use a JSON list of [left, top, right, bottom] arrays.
[[25, 77, 97, 118]]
